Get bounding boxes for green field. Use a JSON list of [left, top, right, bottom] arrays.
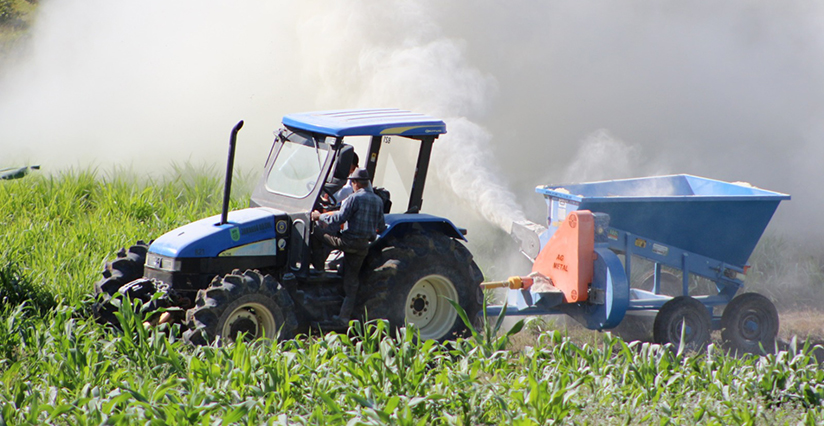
[[0, 169, 823, 425], [0, 0, 36, 61]]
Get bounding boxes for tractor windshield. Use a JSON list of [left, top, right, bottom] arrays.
[[265, 132, 330, 198]]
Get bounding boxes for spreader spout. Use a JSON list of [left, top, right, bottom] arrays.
[[510, 219, 546, 262]]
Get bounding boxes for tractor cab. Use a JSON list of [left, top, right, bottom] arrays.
[[250, 109, 454, 275]]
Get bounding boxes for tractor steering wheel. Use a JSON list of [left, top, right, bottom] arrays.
[[319, 187, 338, 210]]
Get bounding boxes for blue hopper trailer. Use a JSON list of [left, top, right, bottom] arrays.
[[487, 174, 790, 354]]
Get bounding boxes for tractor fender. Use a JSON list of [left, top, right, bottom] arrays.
[[379, 214, 467, 241]]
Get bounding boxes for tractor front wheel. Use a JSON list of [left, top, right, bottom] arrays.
[[92, 241, 149, 324], [183, 270, 298, 345]]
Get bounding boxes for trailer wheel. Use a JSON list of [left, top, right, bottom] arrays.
[[183, 270, 298, 345], [92, 241, 149, 324], [721, 293, 778, 355], [653, 296, 711, 351], [359, 230, 483, 341]]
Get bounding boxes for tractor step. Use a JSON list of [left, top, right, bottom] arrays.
[[302, 271, 343, 285], [311, 320, 349, 332], [305, 295, 344, 306]]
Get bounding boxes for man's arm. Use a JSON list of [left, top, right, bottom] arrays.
[[319, 196, 355, 228], [334, 184, 354, 202]]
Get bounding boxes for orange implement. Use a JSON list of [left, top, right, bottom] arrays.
[[532, 210, 595, 303]]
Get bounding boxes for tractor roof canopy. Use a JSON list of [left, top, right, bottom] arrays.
[[282, 109, 446, 138]]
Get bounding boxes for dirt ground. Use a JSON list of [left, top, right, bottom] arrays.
[[505, 309, 824, 356], [778, 310, 824, 343]]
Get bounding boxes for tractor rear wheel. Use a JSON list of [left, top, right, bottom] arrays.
[[721, 293, 779, 355], [358, 230, 483, 341], [183, 270, 298, 346], [92, 241, 149, 324], [653, 296, 711, 351]]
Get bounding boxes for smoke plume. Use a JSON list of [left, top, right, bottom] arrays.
[[2, 0, 824, 257]]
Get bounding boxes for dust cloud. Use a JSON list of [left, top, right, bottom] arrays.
[[561, 130, 644, 183], [432, 1, 824, 238], [2, 1, 824, 280], [0, 2, 309, 170]]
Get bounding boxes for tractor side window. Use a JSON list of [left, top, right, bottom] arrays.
[[373, 136, 417, 213], [265, 139, 329, 198]]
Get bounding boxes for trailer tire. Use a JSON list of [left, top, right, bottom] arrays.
[[653, 296, 711, 351], [721, 293, 778, 355], [92, 241, 149, 324], [183, 270, 298, 346], [358, 230, 483, 342]]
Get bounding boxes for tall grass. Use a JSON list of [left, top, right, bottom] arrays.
[[1, 167, 824, 424], [746, 236, 824, 311], [0, 164, 253, 305], [0, 0, 37, 61]]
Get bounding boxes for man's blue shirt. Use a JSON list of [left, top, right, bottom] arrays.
[[320, 187, 385, 240]]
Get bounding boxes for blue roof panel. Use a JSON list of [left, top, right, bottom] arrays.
[[282, 109, 447, 137]]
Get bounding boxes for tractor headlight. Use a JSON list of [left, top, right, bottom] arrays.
[[146, 253, 182, 272]]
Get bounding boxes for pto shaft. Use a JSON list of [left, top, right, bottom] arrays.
[[480, 276, 534, 290]]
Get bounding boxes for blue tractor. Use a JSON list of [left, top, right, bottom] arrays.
[[93, 109, 483, 343]]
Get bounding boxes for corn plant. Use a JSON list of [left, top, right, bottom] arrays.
[[1, 166, 824, 424], [449, 295, 525, 358]]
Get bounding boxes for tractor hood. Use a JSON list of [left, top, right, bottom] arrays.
[[149, 207, 288, 258]]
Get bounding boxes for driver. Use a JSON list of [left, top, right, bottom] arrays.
[[333, 152, 359, 202], [310, 168, 385, 324]]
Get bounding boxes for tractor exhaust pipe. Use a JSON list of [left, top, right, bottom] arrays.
[[220, 120, 244, 226]]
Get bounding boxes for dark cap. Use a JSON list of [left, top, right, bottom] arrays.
[[347, 168, 371, 181]]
